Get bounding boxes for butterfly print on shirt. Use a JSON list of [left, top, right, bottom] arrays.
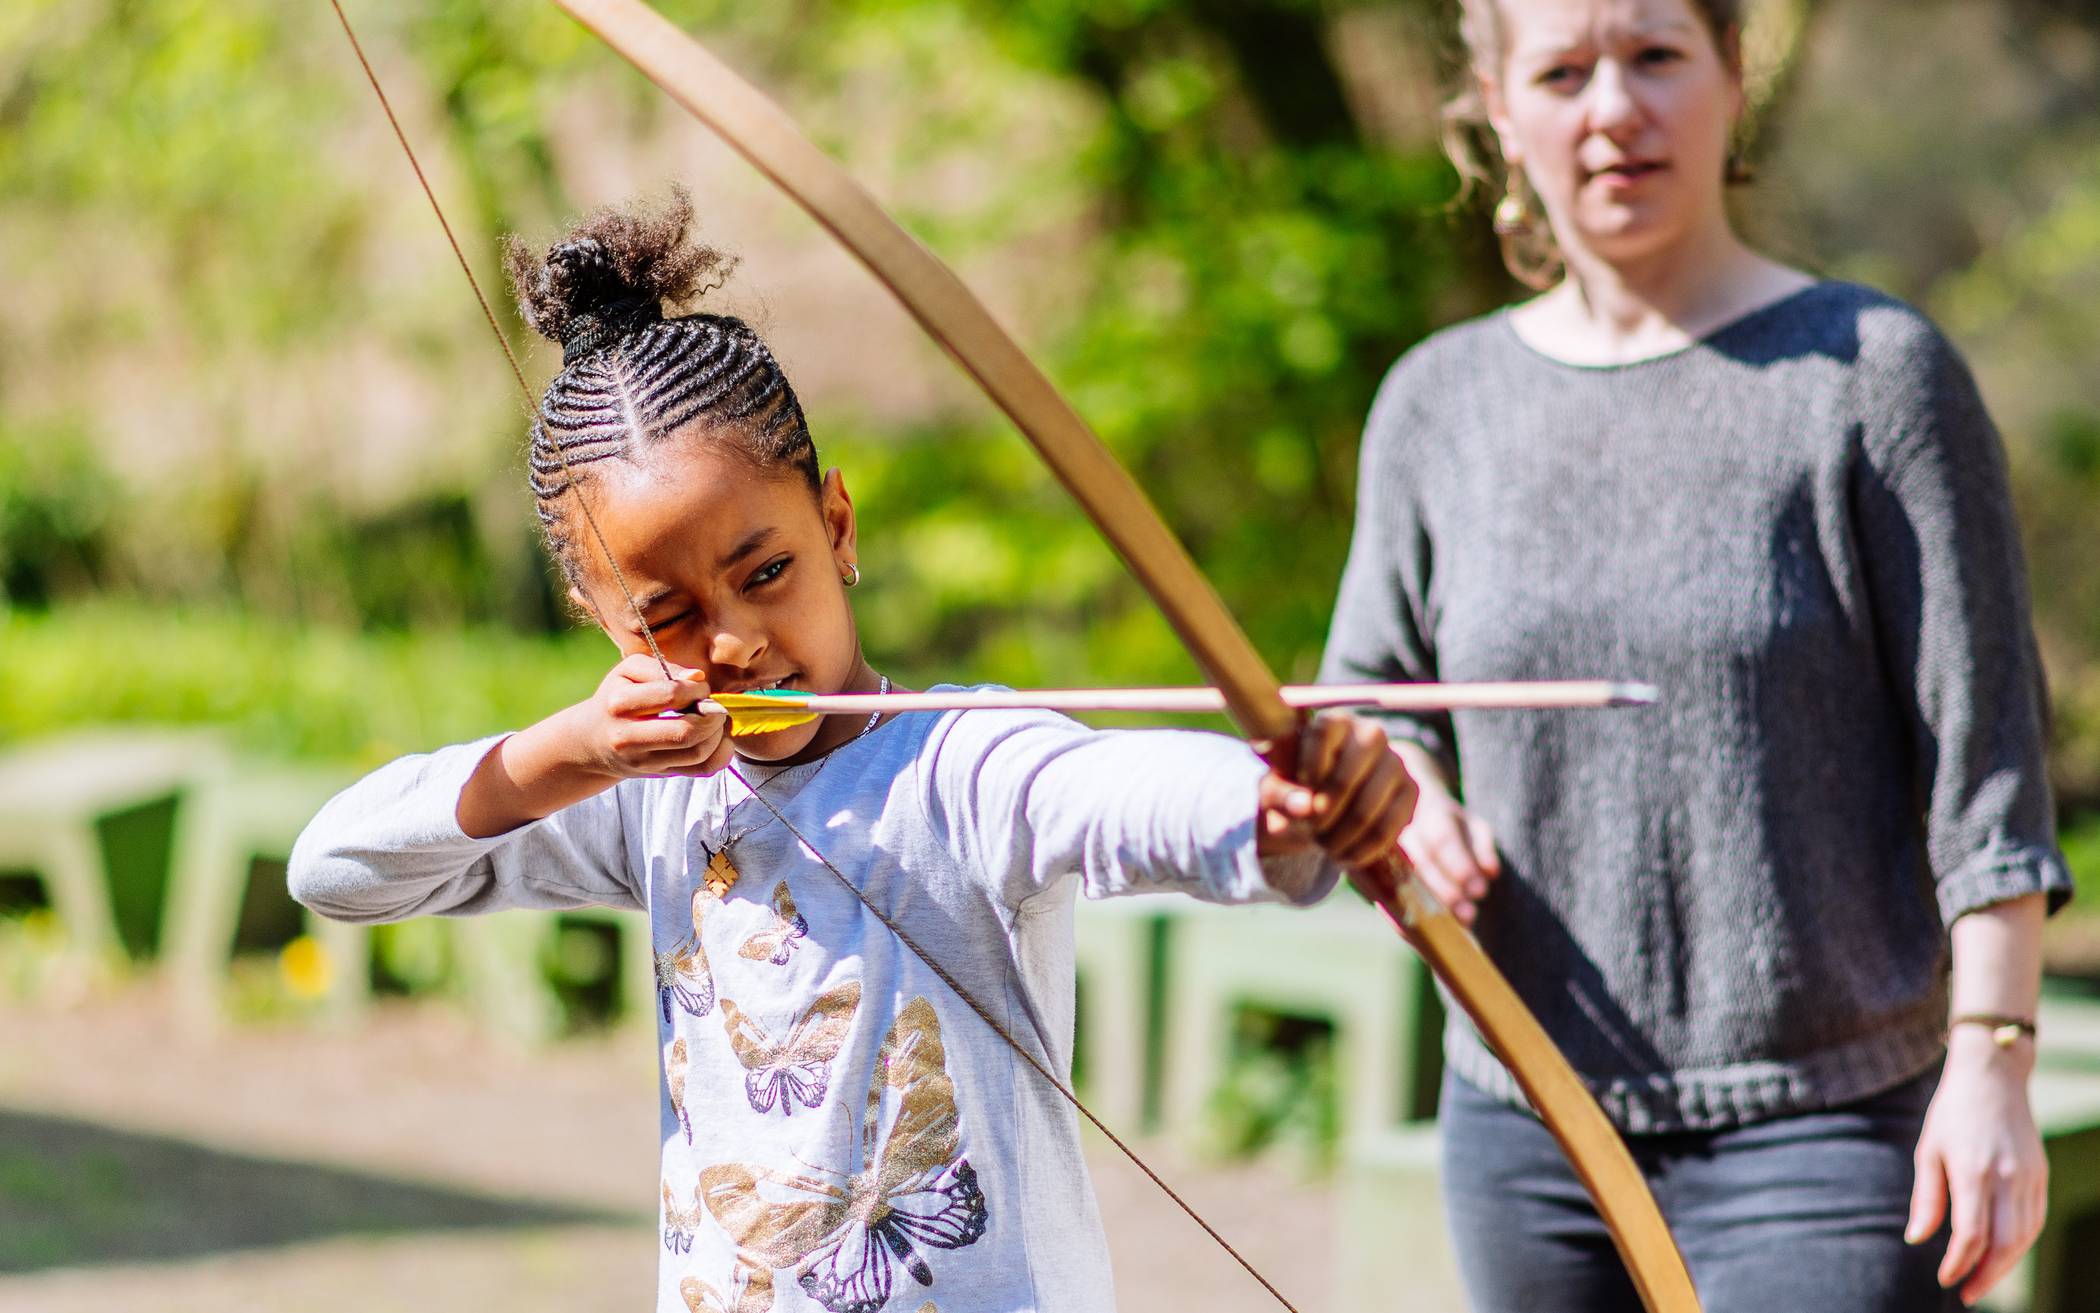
[[738, 880, 809, 965], [700, 997, 990, 1313], [657, 884, 720, 1024], [664, 1178, 705, 1255], [720, 980, 860, 1117], [677, 1270, 775, 1313]]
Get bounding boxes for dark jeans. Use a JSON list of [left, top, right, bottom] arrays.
[[1439, 1067, 1961, 1312]]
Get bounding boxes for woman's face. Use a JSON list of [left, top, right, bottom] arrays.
[[565, 433, 867, 765], [1485, 0, 1742, 268]]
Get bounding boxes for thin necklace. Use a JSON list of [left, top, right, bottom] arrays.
[[705, 673, 889, 891]]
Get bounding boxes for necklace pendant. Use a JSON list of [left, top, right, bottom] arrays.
[[702, 847, 739, 901]]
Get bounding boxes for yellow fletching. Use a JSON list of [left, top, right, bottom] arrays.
[[707, 692, 822, 735]]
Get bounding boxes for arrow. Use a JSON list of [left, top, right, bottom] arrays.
[[686, 680, 1659, 735]]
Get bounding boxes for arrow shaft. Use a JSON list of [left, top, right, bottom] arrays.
[[691, 680, 1655, 719]]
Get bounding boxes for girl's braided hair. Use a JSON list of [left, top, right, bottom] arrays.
[[504, 188, 817, 583]]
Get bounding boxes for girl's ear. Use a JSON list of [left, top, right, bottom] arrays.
[[820, 467, 859, 577]]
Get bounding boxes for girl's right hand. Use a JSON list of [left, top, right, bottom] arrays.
[[563, 653, 732, 781], [1398, 774, 1501, 927]]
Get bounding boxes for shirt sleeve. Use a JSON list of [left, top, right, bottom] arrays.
[[915, 708, 1339, 912], [288, 734, 645, 923], [1852, 315, 2076, 924], [1318, 354, 1457, 781]]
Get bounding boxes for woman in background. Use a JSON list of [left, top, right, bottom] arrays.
[[1321, 1, 2075, 1309]]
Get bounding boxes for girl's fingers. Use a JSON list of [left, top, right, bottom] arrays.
[[1256, 773, 1319, 843], [1325, 764, 1411, 867], [659, 733, 739, 778], [606, 676, 710, 719], [608, 709, 724, 764], [613, 652, 670, 680], [1297, 715, 1352, 791], [1299, 717, 1366, 829], [1307, 718, 1388, 837]]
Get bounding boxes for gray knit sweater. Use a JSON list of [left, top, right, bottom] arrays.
[[1320, 282, 2074, 1133]]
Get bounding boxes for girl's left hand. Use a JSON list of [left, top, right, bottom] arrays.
[[1905, 1030, 2049, 1305], [1257, 712, 1419, 870]]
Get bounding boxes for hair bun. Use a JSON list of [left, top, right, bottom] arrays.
[[504, 186, 733, 363], [546, 236, 661, 362]]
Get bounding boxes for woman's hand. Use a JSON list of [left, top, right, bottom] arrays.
[[1393, 761, 1501, 927], [458, 654, 731, 839], [1905, 1031, 2049, 1305], [1258, 713, 1420, 871]]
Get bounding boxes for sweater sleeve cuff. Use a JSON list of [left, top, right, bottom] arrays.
[[1935, 840, 2077, 926], [408, 733, 516, 845]]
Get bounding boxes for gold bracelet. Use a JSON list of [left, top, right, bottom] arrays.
[[1948, 1012, 2038, 1048]]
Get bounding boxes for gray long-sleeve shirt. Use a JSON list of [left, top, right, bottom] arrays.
[[1321, 282, 2074, 1133]]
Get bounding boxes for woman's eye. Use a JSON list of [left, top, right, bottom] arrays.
[[1539, 63, 1585, 88], [1638, 46, 1683, 66]]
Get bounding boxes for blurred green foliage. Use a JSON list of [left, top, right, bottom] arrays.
[[6, 0, 2100, 827], [0, 0, 1482, 710], [0, 603, 608, 767]]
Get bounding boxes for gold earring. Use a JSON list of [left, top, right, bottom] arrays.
[[1492, 181, 1532, 236]]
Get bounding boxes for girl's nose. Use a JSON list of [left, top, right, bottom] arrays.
[[709, 625, 765, 670]]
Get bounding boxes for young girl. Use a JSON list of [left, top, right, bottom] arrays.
[[290, 192, 1418, 1313]]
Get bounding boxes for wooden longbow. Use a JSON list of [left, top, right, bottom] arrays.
[[364, 1, 1703, 1305]]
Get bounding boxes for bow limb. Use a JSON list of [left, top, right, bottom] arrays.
[[550, 3, 1698, 1309]]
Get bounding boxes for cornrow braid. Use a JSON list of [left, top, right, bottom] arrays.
[[505, 189, 817, 582]]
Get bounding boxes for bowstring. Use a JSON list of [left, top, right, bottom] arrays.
[[329, 0, 673, 682], [327, 7, 1301, 1309], [723, 761, 1306, 1312]]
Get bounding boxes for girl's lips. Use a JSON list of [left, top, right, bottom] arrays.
[[722, 675, 798, 696]]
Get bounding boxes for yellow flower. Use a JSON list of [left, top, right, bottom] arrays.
[[279, 935, 334, 1000]]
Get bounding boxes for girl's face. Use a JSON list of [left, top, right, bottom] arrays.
[[1484, 0, 1742, 268], [566, 434, 869, 765]]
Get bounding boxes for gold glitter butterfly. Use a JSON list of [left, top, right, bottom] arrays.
[[720, 980, 860, 1117], [666, 1037, 693, 1144], [656, 884, 718, 1023], [738, 880, 810, 965], [677, 1271, 775, 1313], [701, 997, 988, 1313], [663, 1177, 705, 1255]]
